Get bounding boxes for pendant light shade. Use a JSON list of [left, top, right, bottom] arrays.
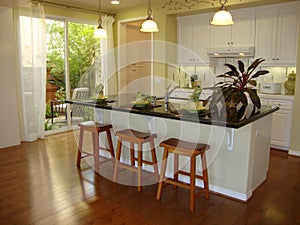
[[111, 0, 120, 4], [140, 0, 159, 32], [211, 0, 234, 26], [94, 0, 108, 38]]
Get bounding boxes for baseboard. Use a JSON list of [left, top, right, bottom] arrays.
[[177, 174, 251, 202], [288, 149, 300, 157]]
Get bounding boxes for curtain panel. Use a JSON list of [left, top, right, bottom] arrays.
[[100, 15, 116, 95], [14, 2, 46, 142]]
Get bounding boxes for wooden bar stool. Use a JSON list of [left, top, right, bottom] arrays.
[[77, 121, 115, 173], [113, 129, 159, 192], [156, 138, 210, 213]]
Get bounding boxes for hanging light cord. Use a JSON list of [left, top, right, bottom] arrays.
[[147, 0, 153, 19], [220, 0, 228, 8], [98, 0, 102, 25]]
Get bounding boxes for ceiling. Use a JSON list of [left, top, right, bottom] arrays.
[[3, 0, 299, 14]]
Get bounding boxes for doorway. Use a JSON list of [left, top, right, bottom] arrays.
[[118, 19, 152, 95]]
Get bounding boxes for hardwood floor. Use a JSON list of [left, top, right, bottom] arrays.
[[0, 132, 299, 225]]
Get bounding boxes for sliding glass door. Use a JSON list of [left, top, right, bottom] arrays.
[[45, 18, 99, 133]]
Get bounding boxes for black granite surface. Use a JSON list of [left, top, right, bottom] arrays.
[[66, 94, 279, 129]]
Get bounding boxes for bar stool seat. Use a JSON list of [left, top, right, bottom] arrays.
[[77, 121, 114, 173], [113, 129, 159, 192], [156, 138, 210, 213]]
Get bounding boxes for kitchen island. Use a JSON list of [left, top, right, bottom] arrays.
[[66, 94, 279, 201]]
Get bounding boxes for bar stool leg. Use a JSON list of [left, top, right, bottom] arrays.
[[137, 142, 143, 192], [92, 131, 100, 173], [190, 155, 196, 213], [113, 139, 122, 182], [130, 143, 135, 167], [156, 147, 169, 200], [106, 129, 115, 157], [77, 127, 84, 168], [150, 140, 159, 182], [174, 153, 179, 189], [201, 152, 210, 199]]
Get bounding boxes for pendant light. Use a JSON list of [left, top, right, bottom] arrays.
[[94, 0, 108, 38], [211, 0, 234, 26], [140, 0, 159, 33], [111, 0, 120, 4]]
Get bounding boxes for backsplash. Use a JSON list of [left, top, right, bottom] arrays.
[[168, 58, 296, 94]]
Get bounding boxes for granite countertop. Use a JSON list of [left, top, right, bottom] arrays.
[[66, 94, 279, 129]]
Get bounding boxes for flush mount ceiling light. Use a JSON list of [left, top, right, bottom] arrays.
[[211, 0, 234, 25], [111, 0, 120, 4], [140, 0, 159, 32], [94, 0, 108, 38]]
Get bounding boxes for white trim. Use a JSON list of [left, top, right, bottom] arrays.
[[271, 144, 289, 151], [288, 149, 300, 157]]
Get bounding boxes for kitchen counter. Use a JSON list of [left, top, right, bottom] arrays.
[[66, 94, 278, 202], [258, 93, 295, 100], [66, 94, 279, 129]]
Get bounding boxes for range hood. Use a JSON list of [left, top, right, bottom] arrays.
[[207, 46, 255, 58]]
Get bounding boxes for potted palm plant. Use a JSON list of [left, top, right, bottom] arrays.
[[206, 58, 269, 122]]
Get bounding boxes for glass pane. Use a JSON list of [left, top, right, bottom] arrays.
[[45, 19, 66, 131], [67, 21, 100, 122]]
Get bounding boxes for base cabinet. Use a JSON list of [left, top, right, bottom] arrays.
[[260, 96, 293, 150]]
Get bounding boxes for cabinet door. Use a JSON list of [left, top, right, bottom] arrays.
[[209, 24, 231, 48], [231, 11, 256, 47], [209, 10, 255, 48], [177, 20, 196, 64], [255, 8, 277, 64], [194, 15, 210, 63], [276, 6, 300, 65], [255, 3, 300, 66], [270, 109, 292, 148]]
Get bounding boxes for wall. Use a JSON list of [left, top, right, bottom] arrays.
[[114, 3, 177, 96], [0, 7, 21, 148], [289, 24, 300, 157]]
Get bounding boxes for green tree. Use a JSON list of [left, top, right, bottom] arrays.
[[47, 20, 100, 94]]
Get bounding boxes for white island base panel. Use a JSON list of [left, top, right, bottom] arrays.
[[95, 109, 272, 202]]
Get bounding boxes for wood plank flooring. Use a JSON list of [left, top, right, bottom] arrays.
[[0, 132, 299, 225]]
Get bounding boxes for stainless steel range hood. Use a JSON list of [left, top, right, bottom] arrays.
[[207, 46, 255, 58]]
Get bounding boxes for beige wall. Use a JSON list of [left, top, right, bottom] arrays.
[[0, 7, 21, 148], [114, 3, 177, 95], [289, 24, 300, 156]]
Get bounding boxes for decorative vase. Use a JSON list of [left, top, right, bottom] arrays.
[[284, 71, 296, 95]]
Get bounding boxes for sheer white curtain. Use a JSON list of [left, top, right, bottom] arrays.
[[100, 15, 116, 95], [14, 2, 46, 142]]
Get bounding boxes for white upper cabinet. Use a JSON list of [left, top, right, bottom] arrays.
[[255, 2, 300, 65], [209, 10, 256, 48], [177, 14, 210, 65]]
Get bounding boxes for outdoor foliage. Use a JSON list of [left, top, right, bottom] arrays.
[[46, 20, 100, 92]]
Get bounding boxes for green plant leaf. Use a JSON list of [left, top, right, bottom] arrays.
[[247, 58, 265, 76], [248, 80, 257, 86], [247, 89, 261, 109], [251, 70, 270, 79], [237, 104, 246, 120], [238, 60, 245, 74], [225, 63, 239, 76]]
